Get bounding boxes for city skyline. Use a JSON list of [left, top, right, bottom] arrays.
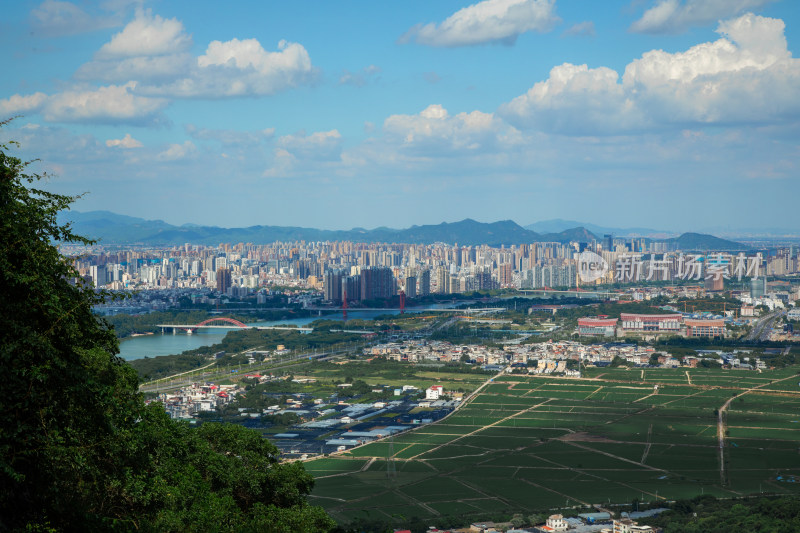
[[2, 0, 799, 231]]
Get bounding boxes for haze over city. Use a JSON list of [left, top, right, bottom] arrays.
[[1, 0, 799, 231]]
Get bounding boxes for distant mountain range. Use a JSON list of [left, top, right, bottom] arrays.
[[525, 218, 800, 240], [525, 218, 669, 237], [58, 210, 750, 250]]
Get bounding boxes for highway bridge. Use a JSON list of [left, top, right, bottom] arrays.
[[156, 317, 313, 334], [303, 307, 506, 313]]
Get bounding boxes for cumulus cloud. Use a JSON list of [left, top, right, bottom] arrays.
[[105, 133, 142, 148], [400, 0, 559, 47], [500, 63, 644, 133], [135, 38, 316, 98], [97, 9, 192, 58], [624, 13, 798, 123], [0, 92, 48, 116], [75, 10, 193, 83], [157, 140, 196, 161], [500, 13, 800, 133], [382, 104, 520, 155], [43, 82, 168, 124], [29, 0, 121, 37], [35, 8, 317, 119], [630, 0, 773, 34]]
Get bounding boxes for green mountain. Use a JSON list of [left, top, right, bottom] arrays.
[[59, 212, 548, 246], [540, 226, 598, 243], [58, 211, 747, 250], [667, 232, 750, 251]]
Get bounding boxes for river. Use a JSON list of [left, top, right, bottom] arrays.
[[118, 305, 467, 361]]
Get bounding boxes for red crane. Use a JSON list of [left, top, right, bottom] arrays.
[[399, 290, 406, 314], [342, 287, 348, 322]]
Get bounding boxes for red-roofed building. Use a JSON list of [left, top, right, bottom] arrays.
[[426, 385, 444, 400], [578, 317, 618, 337], [620, 313, 682, 335]]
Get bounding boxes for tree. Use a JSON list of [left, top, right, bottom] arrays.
[[0, 124, 333, 531], [610, 355, 627, 368]]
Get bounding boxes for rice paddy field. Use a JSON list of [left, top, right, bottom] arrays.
[[307, 365, 800, 525]]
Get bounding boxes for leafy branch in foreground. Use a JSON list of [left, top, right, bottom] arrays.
[[0, 121, 334, 532]]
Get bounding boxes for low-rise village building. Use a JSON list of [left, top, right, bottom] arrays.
[[426, 385, 444, 400], [537, 514, 568, 532]]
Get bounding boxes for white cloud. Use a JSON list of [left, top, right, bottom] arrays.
[[277, 129, 343, 161], [105, 133, 142, 148], [75, 9, 193, 83], [157, 140, 196, 161], [30, 0, 120, 37], [500, 63, 644, 133], [630, 0, 773, 34], [0, 92, 48, 116], [623, 13, 798, 123], [500, 13, 800, 133], [401, 0, 559, 47], [43, 82, 168, 124], [97, 9, 192, 58], [382, 104, 520, 155], [75, 53, 193, 83], [138, 38, 316, 97]]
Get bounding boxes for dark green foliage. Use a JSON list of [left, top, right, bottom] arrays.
[[642, 495, 800, 532], [0, 127, 333, 531]]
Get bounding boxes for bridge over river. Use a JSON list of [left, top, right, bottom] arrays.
[[157, 317, 313, 334]]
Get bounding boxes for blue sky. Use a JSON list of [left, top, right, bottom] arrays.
[[1, 0, 798, 233]]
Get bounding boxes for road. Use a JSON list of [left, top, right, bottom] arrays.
[[745, 309, 785, 341]]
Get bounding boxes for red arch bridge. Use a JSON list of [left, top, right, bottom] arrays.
[[157, 317, 313, 334]]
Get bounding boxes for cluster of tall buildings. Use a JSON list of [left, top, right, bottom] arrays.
[[66, 238, 797, 300], [323, 267, 400, 303]]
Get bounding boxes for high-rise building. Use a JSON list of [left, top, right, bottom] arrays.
[[360, 267, 394, 301], [342, 274, 360, 302], [604, 234, 614, 252], [435, 266, 449, 294], [216, 267, 232, 294], [498, 263, 513, 287], [404, 276, 417, 298], [324, 269, 344, 302], [89, 265, 107, 288], [419, 269, 431, 296]]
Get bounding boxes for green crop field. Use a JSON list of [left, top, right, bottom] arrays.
[[307, 366, 800, 527]]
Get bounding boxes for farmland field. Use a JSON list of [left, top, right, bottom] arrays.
[[308, 366, 800, 526]]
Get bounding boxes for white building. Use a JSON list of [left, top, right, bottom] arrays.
[[543, 514, 568, 531], [425, 385, 444, 400]]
